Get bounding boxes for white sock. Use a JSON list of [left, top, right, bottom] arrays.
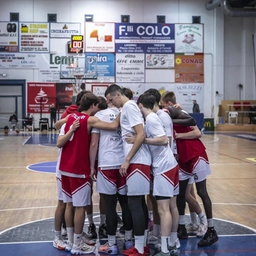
[[124, 230, 133, 241], [67, 227, 74, 243], [190, 212, 198, 225], [108, 235, 116, 246], [198, 212, 207, 225], [207, 218, 214, 228], [161, 236, 169, 253], [134, 235, 144, 254], [54, 230, 61, 239], [179, 215, 186, 225], [168, 232, 177, 247], [74, 233, 82, 246]]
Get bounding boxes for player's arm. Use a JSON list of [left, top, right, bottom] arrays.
[[144, 135, 168, 145], [88, 114, 120, 130], [120, 124, 145, 176], [167, 106, 196, 126], [56, 119, 79, 148], [54, 115, 70, 130], [175, 125, 201, 139], [89, 132, 99, 181]]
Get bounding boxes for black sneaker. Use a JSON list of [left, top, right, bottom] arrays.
[[177, 224, 188, 239], [86, 223, 97, 239], [197, 228, 218, 247], [98, 223, 108, 238]]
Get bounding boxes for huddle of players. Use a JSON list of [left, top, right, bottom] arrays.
[[54, 84, 218, 256]]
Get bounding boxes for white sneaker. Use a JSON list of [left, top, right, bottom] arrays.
[[71, 242, 95, 255], [197, 223, 208, 238], [175, 238, 180, 249], [65, 241, 73, 252], [186, 223, 199, 235], [53, 237, 66, 250]]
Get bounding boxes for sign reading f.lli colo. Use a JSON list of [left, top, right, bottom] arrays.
[[115, 23, 174, 54]]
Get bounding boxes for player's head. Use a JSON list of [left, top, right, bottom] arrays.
[[76, 90, 91, 106], [122, 87, 133, 100], [105, 84, 125, 108], [160, 91, 176, 108], [137, 93, 156, 110], [144, 88, 161, 104], [79, 93, 99, 114], [98, 96, 108, 110]]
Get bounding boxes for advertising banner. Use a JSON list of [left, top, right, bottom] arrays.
[[175, 54, 204, 83], [175, 24, 203, 53], [115, 23, 175, 53], [56, 83, 73, 107], [85, 53, 115, 82], [0, 22, 18, 52], [146, 54, 174, 69], [19, 23, 49, 52], [85, 22, 115, 52], [27, 82, 56, 113], [50, 23, 80, 38], [116, 54, 145, 82], [0, 53, 38, 68], [175, 83, 204, 114]]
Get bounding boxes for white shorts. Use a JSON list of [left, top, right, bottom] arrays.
[[153, 165, 179, 197], [126, 164, 151, 196], [62, 175, 92, 207], [96, 168, 127, 195], [179, 156, 211, 183]]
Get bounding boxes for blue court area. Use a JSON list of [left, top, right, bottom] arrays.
[[0, 235, 256, 256]]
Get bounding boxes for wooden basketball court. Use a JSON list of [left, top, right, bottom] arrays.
[[0, 130, 256, 255]]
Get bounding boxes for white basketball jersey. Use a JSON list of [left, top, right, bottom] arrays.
[[145, 112, 177, 175], [92, 108, 124, 167], [121, 100, 151, 165]]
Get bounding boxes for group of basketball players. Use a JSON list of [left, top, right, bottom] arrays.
[[52, 84, 218, 255]]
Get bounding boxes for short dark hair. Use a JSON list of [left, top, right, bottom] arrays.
[[98, 96, 108, 110], [76, 90, 91, 106], [79, 93, 99, 111], [104, 84, 124, 97], [137, 93, 156, 110], [122, 87, 133, 100], [144, 88, 161, 104], [161, 91, 176, 105]]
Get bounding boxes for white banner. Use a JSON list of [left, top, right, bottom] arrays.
[[146, 54, 174, 69], [50, 23, 81, 38], [0, 53, 38, 68], [116, 54, 145, 82], [0, 22, 18, 52], [85, 22, 115, 52], [39, 54, 74, 82], [19, 23, 49, 52], [175, 84, 204, 113], [175, 24, 203, 53]]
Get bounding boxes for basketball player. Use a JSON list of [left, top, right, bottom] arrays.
[[160, 91, 218, 247], [57, 93, 120, 254], [89, 101, 133, 255], [105, 84, 151, 256]]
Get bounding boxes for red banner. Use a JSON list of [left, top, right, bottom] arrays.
[[27, 82, 56, 114]]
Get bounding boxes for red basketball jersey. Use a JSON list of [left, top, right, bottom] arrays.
[[59, 112, 91, 177], [173, 124, 206, 163]]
